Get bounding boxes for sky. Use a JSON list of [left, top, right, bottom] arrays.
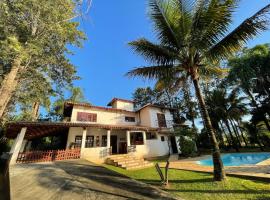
[[68, 0, 270, 107]]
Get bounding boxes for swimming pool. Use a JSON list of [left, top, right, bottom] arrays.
[[197, 153, 270, 166]]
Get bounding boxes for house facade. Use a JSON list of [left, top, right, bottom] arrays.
[[7, 98, 180, 164]]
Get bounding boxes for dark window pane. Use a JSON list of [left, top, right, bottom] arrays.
[[161, 136, 165, 142], [85, 136, 94, 148], [101, 135, 107, 147], [125, 116, 135, 122], [146, 132, 157, 140], [157, 113, 167, 128], [75, 136, 82, 148]]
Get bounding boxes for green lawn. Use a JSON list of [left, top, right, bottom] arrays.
[[104, 165, 270, 200]]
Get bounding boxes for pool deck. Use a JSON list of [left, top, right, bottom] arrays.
[[162, 153, 270, 181]]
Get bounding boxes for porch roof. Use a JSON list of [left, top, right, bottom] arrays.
[[6, 121, 159, 139]]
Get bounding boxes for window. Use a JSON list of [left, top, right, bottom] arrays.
[[125, 116, 135, 122], [74, 136, 82, 148], [146, 132, 157, 140], [85, 136, 94, 148], [157, 113, 167, 128], [131, 132, 144, 145], [77, 112, 97, 122], [161, 136, 165, 142], [101, 135, 107, 147]]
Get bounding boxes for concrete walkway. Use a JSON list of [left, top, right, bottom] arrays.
[[9, 159, 178, 200]]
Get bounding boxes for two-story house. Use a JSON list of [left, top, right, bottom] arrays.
[[7, 98, 180, 165]]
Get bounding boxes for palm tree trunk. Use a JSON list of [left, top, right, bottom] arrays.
[[193, 78, 225, 181], [235, 120, 248, 146], [229, 119, 242, 147], [223, 120, 239, 152], [219, 121, 232, 147], [0, 58, 21, 119]]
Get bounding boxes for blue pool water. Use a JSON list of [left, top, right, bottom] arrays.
[[197, 153, 270, 166]]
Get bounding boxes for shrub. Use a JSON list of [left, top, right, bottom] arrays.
[[179, 136, 196, 157]]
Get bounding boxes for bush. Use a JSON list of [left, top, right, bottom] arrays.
[[179, 136, 196, 157]]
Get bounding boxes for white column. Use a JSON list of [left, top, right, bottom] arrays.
[[142, 131, 146, 145], [81, 128, 87, 157], [126, 130, 130, 146], [107, 130, 111, 148], [19, 140, 27, 152], [10, 127, 27, 165]]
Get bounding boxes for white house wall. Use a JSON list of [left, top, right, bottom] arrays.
[[139, 107, 174, 128], [112, 101, 134, 111], [70, 105, 138, 125]]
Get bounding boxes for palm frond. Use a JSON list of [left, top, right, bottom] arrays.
[[207, 3, 270, 61], [128, 38, 178, 65], [191, 0, 237, 51], [126, 65, 175, 80], [148, 0, 191, 48]]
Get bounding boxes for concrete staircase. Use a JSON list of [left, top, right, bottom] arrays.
[[106, 154, 153, 170]]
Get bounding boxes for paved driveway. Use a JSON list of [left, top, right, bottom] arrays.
[[9, 159, 177, 200]]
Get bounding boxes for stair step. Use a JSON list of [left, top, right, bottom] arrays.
[[120, 161, 151, 168], [106, 154, 153, 170], [125, 163, 154, 170]]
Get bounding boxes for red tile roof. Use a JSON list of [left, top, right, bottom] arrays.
[[64, 101, 135, 114], [6, 121, 159, 139]]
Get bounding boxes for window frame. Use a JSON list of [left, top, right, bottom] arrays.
[[160, 136, 165, 142], [125, 116, 136, 122], [146, 132, 157, 140], [85, 136, 94, 148], [77, 112, 97, 122], [157, 113, 167, 128], [74, 136, 82, 148]]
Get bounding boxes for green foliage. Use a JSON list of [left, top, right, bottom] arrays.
[[175, 126, 197, 156], [179, 136, 196, 156], [105, 165, 270, 200], [0, 0, 86, 121]]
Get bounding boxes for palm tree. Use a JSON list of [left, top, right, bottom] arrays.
[[126, 0, 270, 181]]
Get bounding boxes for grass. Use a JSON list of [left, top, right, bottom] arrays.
[[104, 164, 270, 200]]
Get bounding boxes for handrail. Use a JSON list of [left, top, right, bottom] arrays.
[[127, 145, 136, 153]]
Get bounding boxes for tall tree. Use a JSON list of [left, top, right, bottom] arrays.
[[227, 44, 270, 131], [126, 0, 270, 181], [0, 0, 86, 119]]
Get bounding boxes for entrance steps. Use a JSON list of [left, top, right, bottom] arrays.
[[106, 154, 153, 170]]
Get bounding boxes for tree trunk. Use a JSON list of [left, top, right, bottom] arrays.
[[192, 78, 225, 181], [219, 121, 231, 148], [229, 119, 242, 147], [224, 120, 239, 152], [0, 58, 21, 119], [235, 120, 248, 147], [31, 102, 40, 121]]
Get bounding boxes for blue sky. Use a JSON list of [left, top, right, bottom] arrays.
[[68, 0, 270, 107]]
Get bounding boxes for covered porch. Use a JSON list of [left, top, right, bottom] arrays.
[[6, 122, 158, 164]]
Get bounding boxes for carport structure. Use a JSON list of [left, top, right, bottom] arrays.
[[6, 122, 76, 164]]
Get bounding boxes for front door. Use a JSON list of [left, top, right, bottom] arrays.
[[119, 142, 127, 154], [110, 135, 118, 154], [170, 136, 178, 154]]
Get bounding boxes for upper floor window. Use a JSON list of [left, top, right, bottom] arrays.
[[77, 112, 97, 122], [125, 116, 135, 122], [157, 113, 167, 128], [146, 132, 157, 140]]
